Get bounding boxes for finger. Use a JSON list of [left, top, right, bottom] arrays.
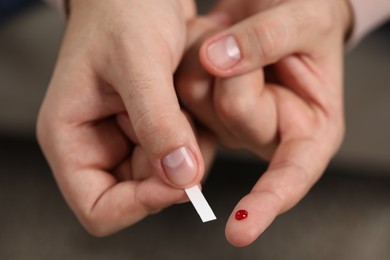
[[179, 0, 197, 21], [180, 109, 217, 177], [213, 69, 278, 158], [184, 16, 225, 53], [47, 118, 187, 236], [113, 146, 151, 182], [120, 128, 217, 184], [225, 137, 335, 247], [116, 112, 138, 144], [207, 0, 274, 23], [78, 173, 187, 236], [200, 1, 330, 77], [115, 112, 217, 182], [84, 127, 216, 237], [176, 17, 236, 145], [99, 32, 203, 189]]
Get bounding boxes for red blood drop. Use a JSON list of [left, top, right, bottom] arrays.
[[235, 209, 248, 220]]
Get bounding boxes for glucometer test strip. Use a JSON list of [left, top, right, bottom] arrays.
[[185, 185, 216, 223]]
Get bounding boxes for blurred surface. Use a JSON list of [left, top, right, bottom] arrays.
[[0, 1, 389, 259], [340, 24, 390, 171], [0, 2, 63, 136]]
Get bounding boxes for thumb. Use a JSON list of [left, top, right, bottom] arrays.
[[102, 38, 203, 189], [199, 2, 326, 77]]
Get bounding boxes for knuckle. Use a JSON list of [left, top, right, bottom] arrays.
[[175, 55, 212, 109], [268, 158, 311, 207], [133, 109, 182, 155], [36, 108, 59, 151], [330, 116, 346, 153], [315, 2, 337, 35], [317, 106, 346, 154], [80, 214, 111, 237], [290, 2, 334, 37], [85, 225, 108, 238], [178, 80, 211, 109], [215, 92, 251, 127], [36, 114, 46, 146], [338, 120, 346, 144], [36, 105, 51, 145], [249, 17, 285, 62], [134, 110, 164, 142]]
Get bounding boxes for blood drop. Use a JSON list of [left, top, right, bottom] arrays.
[[235, 209, 248, 220]]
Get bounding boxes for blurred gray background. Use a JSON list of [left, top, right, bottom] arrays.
[[0, 1, 389, 259]]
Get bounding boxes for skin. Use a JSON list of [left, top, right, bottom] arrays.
[[176, 0, 352, 247], [38, 0, 352, 247], [37, 0, 217, 236]]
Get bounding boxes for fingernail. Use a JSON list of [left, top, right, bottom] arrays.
[[162, 146, 197, 187], [207, 35, 241, 70]]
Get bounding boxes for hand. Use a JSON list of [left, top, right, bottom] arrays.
[[37, 0, 216, 236], [176, 0, 352, 246]]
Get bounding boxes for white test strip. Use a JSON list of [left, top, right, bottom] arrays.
[[184, 185, 216, 223]]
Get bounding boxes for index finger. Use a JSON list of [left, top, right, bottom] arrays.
[[225, 137, 335, 247]]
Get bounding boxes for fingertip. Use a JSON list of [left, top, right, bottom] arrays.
[[161, 146, 203, 188], [126, 102, 204, 189], [116, 112, 204, 189], [225, 191, 280, 247], [225, 221, 258, 247], [199, 33, 242, 77]]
